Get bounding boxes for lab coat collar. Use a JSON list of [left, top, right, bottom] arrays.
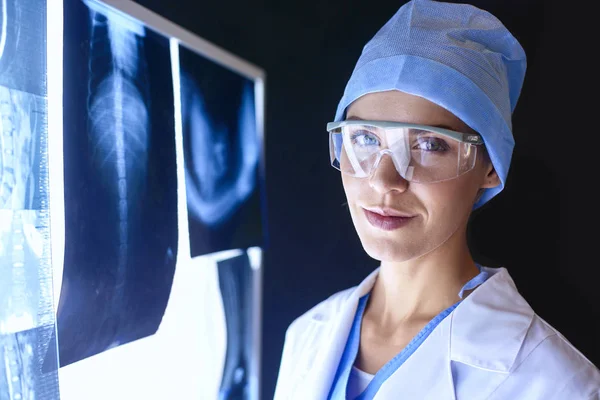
[[300, 266, 534, 398], [352, 266, 535, 373], [448, 266, 535, 372], [300, 269, 380, 398], [355, 267, 535, 372], [341, 267, 535, 372]]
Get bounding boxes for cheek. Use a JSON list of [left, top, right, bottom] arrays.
[[341, 174, 367, 224], [421, 176, 480, 219], [341, 174, 361, 204]]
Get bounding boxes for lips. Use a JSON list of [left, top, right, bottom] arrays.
[[363, 206, 415, 218], [363, 207, 416, 231]]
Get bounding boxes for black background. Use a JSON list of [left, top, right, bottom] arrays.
[[133, 1, 598, 398]]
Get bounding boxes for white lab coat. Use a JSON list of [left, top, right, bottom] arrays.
[[274, 267, 600, 399]]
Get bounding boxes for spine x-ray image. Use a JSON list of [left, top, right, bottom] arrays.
[[1, 324, 59, 400], [0, 211, 44, 335], [87, 7, 149, 325], [55, 0, 178, 367], [0, 87, 42, 211], [181, 46, 264, 257], [2, 0, 266, 397], [1, 211, 58, 400], [0, 0, 46, 96], [0, 0, 60, 398]]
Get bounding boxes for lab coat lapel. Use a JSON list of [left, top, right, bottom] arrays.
[[298, 269, 380, 399], [364, 267, 534, 399], [292, 267, 534, 400], [449, 267, 534, 372], [373, 267, 534, 399]]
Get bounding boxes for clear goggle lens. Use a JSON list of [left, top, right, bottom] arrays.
[[328, 122, 481, 183]]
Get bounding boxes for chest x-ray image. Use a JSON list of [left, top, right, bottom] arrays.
[[0, 0, 60, 398], [54, 0, 178, 367], [181, 47, 264, 257]]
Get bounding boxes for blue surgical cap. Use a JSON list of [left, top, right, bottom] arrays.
[[334, 0, 527, 208]]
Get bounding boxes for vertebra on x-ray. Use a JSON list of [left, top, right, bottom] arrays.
[[87, 10, 149, 321], [0, 210, 56, 399], [0, 87, 42, 210], [56, 0, 178, 367], [0, 210, 44, 335], [1, 325, 59, 400], [0, 0, 46, 95]]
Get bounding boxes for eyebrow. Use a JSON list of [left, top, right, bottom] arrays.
[[345, 115, 458, 132]]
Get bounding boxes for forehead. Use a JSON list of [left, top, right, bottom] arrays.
[[345, 90, 473, 133]]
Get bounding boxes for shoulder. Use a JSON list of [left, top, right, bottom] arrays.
[[456, 267, 599, 398], [500, 314, 600, 398], [285, 286, 356, 339], [274, 286, 357, 399]]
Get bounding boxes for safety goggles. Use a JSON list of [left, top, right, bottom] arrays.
[[328, 120, 484, 183]]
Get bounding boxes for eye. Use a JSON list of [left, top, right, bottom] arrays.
[[413, 137, 449, 152], [350, 130, 381, 148]]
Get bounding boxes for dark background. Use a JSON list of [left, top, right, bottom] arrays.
[[133, 1, 598, 398]]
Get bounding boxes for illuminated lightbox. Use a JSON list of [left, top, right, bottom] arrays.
[[0, 0, 266, 398]]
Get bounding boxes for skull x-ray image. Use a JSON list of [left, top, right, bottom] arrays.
[[181, 47, 264, 257], [55, 0, 178, 367]]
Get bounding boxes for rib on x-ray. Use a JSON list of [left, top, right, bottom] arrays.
[[183, 76, 259, 227], [87, 7, 148, 323], [55, 0, 178, 367]]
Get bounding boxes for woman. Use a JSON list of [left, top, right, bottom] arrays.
[[274, 1, 600, 399]]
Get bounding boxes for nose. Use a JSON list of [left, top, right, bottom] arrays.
[[368, 152, 409, 194]]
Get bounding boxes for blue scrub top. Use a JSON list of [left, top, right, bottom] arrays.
[[327, 266, 490, 400]]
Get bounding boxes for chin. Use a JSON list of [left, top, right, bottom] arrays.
[[359, 235, 424, 263]]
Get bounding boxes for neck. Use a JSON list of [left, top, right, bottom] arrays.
[[365, 227, 479, 327]]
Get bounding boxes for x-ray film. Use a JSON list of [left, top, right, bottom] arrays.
[[0, 88, 44, 210], [0, 0, 60, 397], [56, 0, 178, 367], [0, 0, 47, 96], [0, 210, 59, 399], [1, 325, 60, 400], [181, 46, 264, 257], [217, 252, 257, 399], [1, 0, 266, 398]]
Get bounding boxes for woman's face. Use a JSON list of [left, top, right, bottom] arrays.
[[342, 91, 499, 262]]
